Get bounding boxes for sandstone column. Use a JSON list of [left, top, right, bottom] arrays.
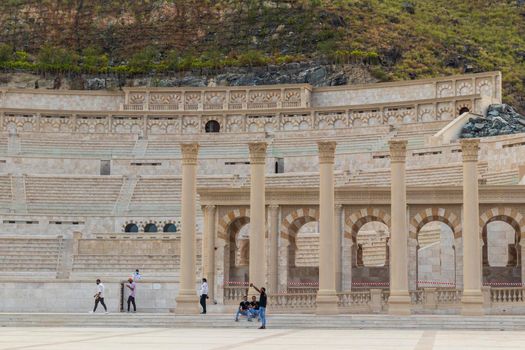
[[460, 139, 484, 316], [249, 142, 267, 290], [388, 140, 411, 315], [520, 242, 525, 284], [203, 205, 216, 300], [268, 205, 280, 293], [334, 204, 343, 292], [316, 141, 339, 314], [175, 143, 200, 314]]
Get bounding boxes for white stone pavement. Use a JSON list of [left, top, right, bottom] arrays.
[[0, 327, 524, 350]]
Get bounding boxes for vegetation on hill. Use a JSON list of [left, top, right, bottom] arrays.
[[0, 0, 524, 110]]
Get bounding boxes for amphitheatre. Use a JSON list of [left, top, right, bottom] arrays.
[[2, 70, 525, 326]]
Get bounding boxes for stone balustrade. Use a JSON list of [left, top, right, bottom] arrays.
[[490, 287, 525, 303], [0, 93, 480, 136]]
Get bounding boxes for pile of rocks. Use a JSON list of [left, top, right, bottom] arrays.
[[460, 104, 525, 138]]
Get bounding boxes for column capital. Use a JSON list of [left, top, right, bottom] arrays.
[[389, 140, 407, 163], [460, 138, 480, 162], [180, 143, 200, 165], [248, 142, 267, 164], [318, 141, 337, 164], [268, 204, 279, 211], [204, 204, 216, 213]]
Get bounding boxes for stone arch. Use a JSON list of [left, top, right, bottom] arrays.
[[479, 207, 525, 239], [280, 207, 319, 246], [409, 208, 462, 239], [344, 208, 391, 241], [217, 208, 250, 240]]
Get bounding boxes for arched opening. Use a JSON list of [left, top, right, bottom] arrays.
[[288, 220, 319, 290], [205, 120, 220, 133], [416, 221, 455, 288], [144, 223, 158, 233], [459, 107, 470, 115], [482, 218, 521, 285], [224, 217, 250, 285], [124, 223, 139, 233], [353, 221, 390, 287], [163, 223, 177, 233]]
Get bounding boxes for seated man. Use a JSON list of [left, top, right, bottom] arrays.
[[234, 296, 250, 321], [248, 295, 260, 320]]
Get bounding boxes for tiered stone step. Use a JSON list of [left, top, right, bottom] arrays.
[[0, 238, 61, 272], [72, 254, 181, 272], [295, 235, 319, 266], [2, 313, 525, 330], [347, 162, 488, 186], [482, 169, 520, 185], [19, 136, 136, 157], [25, 176, 123, 214], [128, 176, 182, 215]]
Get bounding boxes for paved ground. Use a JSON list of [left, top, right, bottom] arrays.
[[0, 327, 524, 350]]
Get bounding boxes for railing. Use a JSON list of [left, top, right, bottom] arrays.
[[149, 104, 179, 111], [268, 293, 317, 312], [122, 104, 144, 111], [491, 287, 525, 303], [337, 290, 371, 307], [410, 290, 425, 305], [436, 288, 462, 304], [223, 286, 249, 305]]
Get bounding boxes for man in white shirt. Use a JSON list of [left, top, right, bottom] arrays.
[[90, 279, 108, 314], [199, 278, 209, 314]]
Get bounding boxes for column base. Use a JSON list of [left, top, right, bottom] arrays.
[[316, 290, 339, 315], [461, 289, 484, 316], [388, 291, 412, 315], [174, 289, 200, 315]]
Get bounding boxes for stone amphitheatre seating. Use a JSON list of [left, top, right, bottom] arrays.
[[0, 236, 62, 274], [482, 168, 520, 185], [346, 162, 489, 186], [18, 134, 137, 158], [72, 255, 180, 275], [128, 176, 182, 215], [0, 175, 13, 211], [25, 175, 123, 214]]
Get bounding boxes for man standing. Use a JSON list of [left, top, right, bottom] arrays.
[[250, 283, 267, 329], [199, 278, 209, 314], [90, 279, 108, 314], [126, 278, 137, 313]]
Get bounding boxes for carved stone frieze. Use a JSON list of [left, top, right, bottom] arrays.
[[112, 116, 143, 133], [147, 116, 180, 134]]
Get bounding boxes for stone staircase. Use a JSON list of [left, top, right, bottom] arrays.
[[0, 237, 62, 273], [2, 313, 525, 330]]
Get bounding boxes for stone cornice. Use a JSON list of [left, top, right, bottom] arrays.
[[318, 141, 337, 164], [197, 185, 525, 206], [460, 139, 480, 162], [180, 143, 200, 165], [389, 140, 408, 163]]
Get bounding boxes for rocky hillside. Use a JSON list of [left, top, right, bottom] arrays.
[[1, 1, 525, 111]]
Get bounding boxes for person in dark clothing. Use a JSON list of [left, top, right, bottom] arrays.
[[250, 283, 267, 329], [234, 295, 250, 321], [248, 295, 260, 320]]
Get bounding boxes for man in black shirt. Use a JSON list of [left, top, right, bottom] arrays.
[[234, 295, 250, 321], [250, 283, 267, 329], [248, 295, 260, 320]]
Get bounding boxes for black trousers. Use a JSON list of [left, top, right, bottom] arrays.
[[127, 296, 136, 312], [93, 297, 107, 312], [200, 294, 207, 313]]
